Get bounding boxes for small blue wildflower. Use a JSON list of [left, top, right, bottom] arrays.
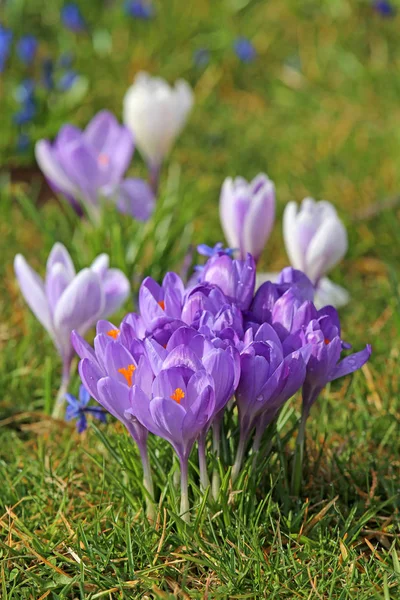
[[194, 243, 236, 275], [193, 48, 210, 68], [58, 51, 74, 68], [16, 133, 30, 153], [124, 0, 154, 19], [0, 24, 13, 72], [234, 37, 256, 63], [57, 69, 78, 91], [14, 79, 35, 103], [13, 100, 36, 125], [16, 34, 38, 65], [373, 1, 396, 16], [42, 58, 54, 90], [65, 385, 107, 433], [61, 3, 87, 32]]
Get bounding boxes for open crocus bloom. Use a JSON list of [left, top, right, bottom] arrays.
[[35, 110, 155, 220], [123, 72, 194, 175], [282, 198, 349, 308], [14, 243, 130, 417], [220, 173, 275, 261], [200, 253, 256, 311]]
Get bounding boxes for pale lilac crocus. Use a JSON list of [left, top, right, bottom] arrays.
[[220, 174, 275, 261], [283, 198, 349, 308], [35, 110, 155, 220], [14, 243, 130, 418]]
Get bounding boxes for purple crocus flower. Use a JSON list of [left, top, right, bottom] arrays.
[[145, 325, 240, 494], [124, 0, 154, 19], [65, 385, 106, 433], [138, 273, 185, 343], [61, 3, 87, 32], [232, 338, 308, 481], [16, 35, 38, 65], [200, 253, 256, 311], [0, 24, 12, 72], [220, 174, 275, 261], [126, 357, 215, 521], [14, 243, 130, 418], [35, 110, 155, 220], [291, 306, 371, 494], [233, 37, 257, 63], [72, 322, 155, 518]]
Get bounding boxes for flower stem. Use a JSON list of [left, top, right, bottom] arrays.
[[291, 405, 310, 496], [211, 420, 221, 500], [198, 432, 210, 491], [149, 162, 161, 196], [232, 425, 250, 483], [52, 359, 72, 419], [139, 443, 155, 522], [180, 456, 190, 523]]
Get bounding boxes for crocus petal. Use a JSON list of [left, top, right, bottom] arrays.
[[91, 254, 110, 277], [104, 341, 136, 384], [202, 348, 235, 413], [128, 384, 159, 435], [78, 358, 103, 402], [329, 345, 372, 382], [53, 269, 105, 357], [305, 217, 348, 283], [35, 139, 79, 199], [14, 254, 54, 339], [149, 396, 186, 444], [71, 331, 98, 363], [46, 242, 75, 282], [116, 178, 155, 221], [242, 177, 275, 261], [283, 201, 303, 270], [45, 263, 71, 314], [100, 269, 130, 318], [97, 376, 131, 422], [219, 178, 241, 250]]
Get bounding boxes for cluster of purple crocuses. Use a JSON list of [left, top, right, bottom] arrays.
[[68, 250, 371, 521]]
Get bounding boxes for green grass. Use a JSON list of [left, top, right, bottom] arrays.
[[1, 0, 400, 597]]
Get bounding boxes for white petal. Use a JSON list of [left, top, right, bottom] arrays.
[[305, 216, 348, 282], [46, 242, 75, 282], [242, 178, 275, 260], [219, 177, 240, 250], [283, 201, 304, 270], [314, 277, 350, 309]]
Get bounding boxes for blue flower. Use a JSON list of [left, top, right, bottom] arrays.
[[373, 1, 396, 16], [234, 37, 256, 63], [57, 69, 78, 91], [58, 52, 74, 68], [124, 0, 154, 19], [16, 133, 30, 153], [14, 79, 35, 103], [16, 34, 38, 65], [13, 99, 36, 125], [193, 48, 210, 68], [194, 243, 236, 275], [61, 3, 86, 32], [65, 385, 107, 433], [0, 24, 13, 72], [42, 58, 54, 90]]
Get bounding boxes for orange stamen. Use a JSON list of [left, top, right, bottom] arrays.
[[98, 153, 110, 167], [158, 300, 165, 310], [170, 388, 185, 404], [107, 328, 120, 339], [118, 364, 136, 386], [324, 338, 330, 345]]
